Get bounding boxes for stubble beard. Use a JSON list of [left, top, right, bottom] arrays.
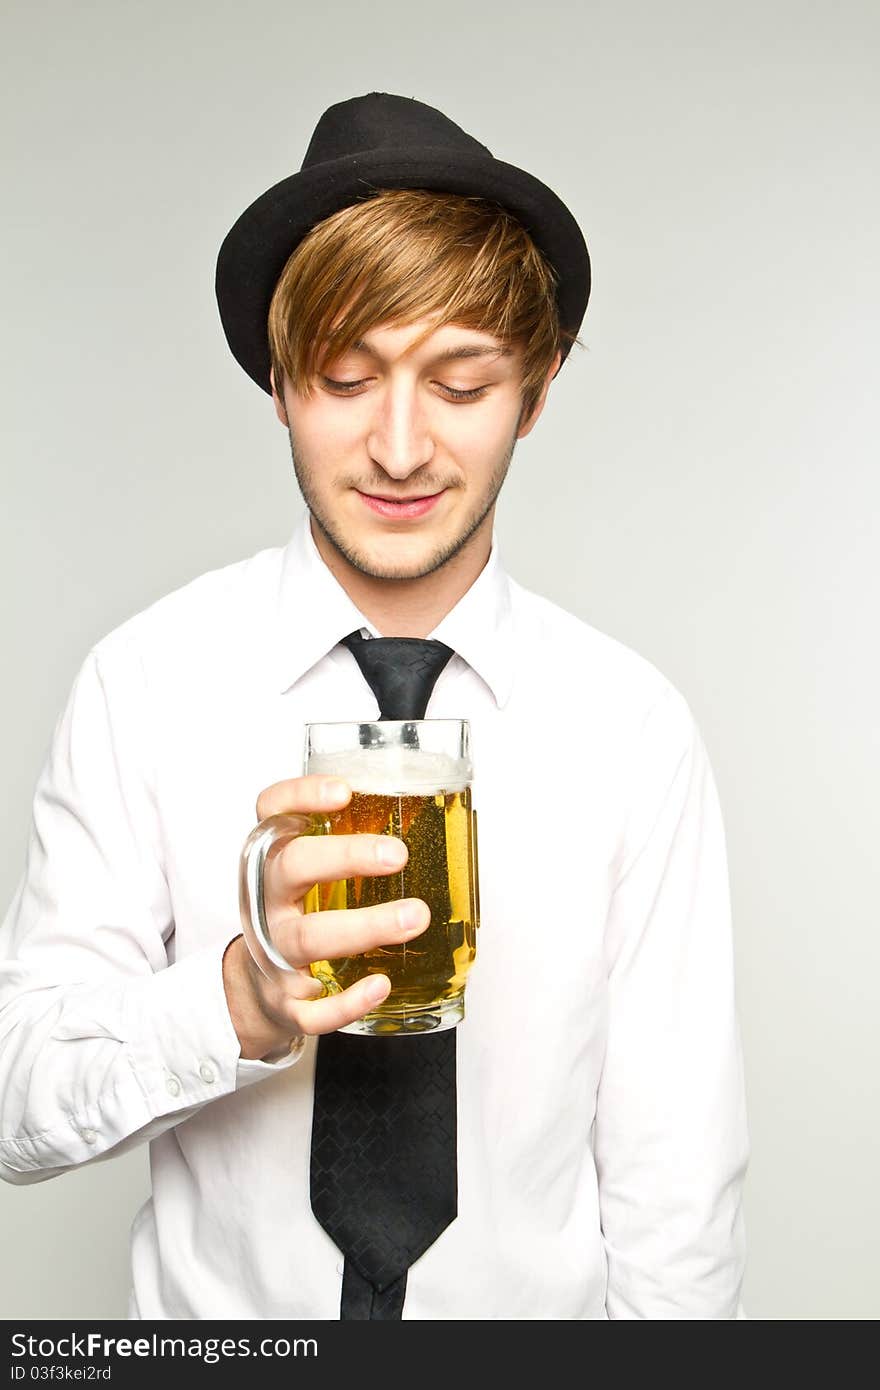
[[286, 429, 519, 581]]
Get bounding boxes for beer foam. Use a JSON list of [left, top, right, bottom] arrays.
[[308, 747, 470, 795]]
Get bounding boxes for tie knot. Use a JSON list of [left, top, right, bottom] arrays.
[[342, 633, 454, 720]]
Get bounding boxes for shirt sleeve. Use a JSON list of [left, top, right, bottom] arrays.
[[0, 643, 302, 1187], [595, 685, 750, 1319]]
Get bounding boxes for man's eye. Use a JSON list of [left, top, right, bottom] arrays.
[[440, 384, 489, 401], [320, 376, 367, 392]]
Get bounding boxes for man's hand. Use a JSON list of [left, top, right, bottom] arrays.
[[223, 775, 429, 1060]]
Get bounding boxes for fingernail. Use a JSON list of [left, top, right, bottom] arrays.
[[397, 900, 428, 934], [377, 838, 407, 867], [320, 778, 348, 805], [365, 975, 390, 1004]]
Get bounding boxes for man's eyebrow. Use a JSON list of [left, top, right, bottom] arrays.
[[348, 339, 512, 363]]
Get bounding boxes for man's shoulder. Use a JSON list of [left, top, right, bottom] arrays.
[[507, 576, 693, 728], [90, 543, 285, 668]]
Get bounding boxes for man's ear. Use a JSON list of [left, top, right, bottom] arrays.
[[270, 367, 290, 427], [516, 350, 562, 439]]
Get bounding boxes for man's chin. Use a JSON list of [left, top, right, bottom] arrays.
[[332, 540, 454, 582], [313, 514, 475, 581]]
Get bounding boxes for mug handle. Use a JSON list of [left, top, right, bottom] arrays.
[[238, 812, 315, 981]]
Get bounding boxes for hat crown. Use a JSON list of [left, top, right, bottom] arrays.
[[301, 92, 492, 170]]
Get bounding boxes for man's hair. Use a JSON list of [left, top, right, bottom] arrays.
[[268, 188, 580, 426]]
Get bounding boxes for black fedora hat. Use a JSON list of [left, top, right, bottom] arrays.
[[215, 91, 590, 394]]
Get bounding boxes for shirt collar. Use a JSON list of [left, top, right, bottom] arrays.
[[428, 534, 515, 708], [274, 513, 515, 708]]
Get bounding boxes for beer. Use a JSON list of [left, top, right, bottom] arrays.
[[304, 761, 479, 1033]]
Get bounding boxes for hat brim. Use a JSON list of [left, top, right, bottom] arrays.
[[215, 147, 590, 394]]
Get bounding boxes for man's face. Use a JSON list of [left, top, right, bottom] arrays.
[[272, 318, 558, 581]]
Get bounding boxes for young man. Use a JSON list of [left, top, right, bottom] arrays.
[[0, 93, 749, 1320]]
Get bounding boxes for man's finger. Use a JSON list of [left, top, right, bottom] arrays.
[[256, 775, 351, 822], [294, 973, 393, 1036], [271, 898, 431, 970], [265, 831, 409, 907]]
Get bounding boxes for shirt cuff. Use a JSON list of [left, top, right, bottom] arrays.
[[235, 1033, 307, 1087], [126, 937, 305, 1114]]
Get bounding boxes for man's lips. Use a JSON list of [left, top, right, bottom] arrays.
[[356, 490, 445, 519]]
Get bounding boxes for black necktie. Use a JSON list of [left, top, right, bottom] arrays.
[[309, 632, 458, 1320]]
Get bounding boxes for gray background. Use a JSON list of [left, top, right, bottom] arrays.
[[2, 0, 877, 1321]]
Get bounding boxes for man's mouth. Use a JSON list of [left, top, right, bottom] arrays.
[[356, 490, 445, 519]]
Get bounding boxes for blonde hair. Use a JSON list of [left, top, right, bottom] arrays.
[[267, 188, 581, 425]]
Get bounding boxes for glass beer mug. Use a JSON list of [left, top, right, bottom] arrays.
[[240, 719, 479, 1036]]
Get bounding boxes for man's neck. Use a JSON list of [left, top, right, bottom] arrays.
[[309, 516, 492, 638]]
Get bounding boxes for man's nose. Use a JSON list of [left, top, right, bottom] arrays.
[[366, 383, 434, 479]]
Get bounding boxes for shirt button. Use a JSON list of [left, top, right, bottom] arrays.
[[166, 1075, 182, 1098], [81, 1128, 97, 1145], [199, 1063, 215, 1084]]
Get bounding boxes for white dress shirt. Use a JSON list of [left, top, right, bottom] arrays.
[[0, 515, 749, 1319]]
